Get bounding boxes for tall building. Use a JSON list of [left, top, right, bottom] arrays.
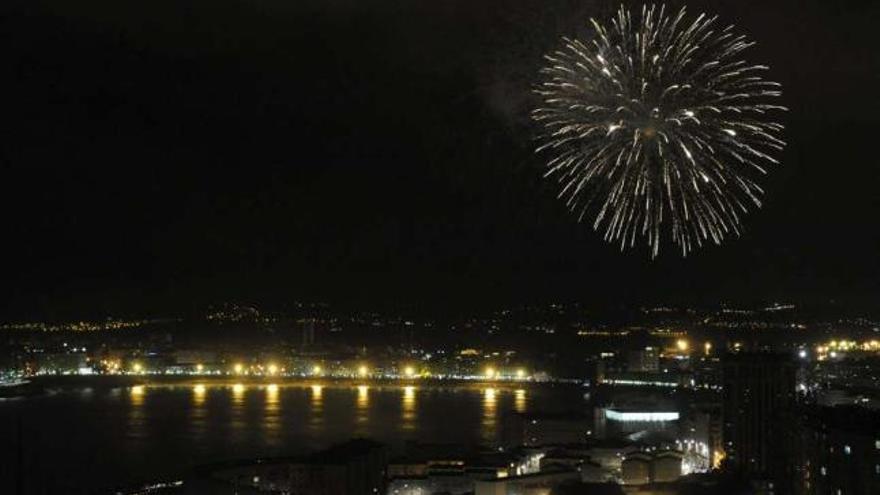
[[722, 353, 796, 493], [301, 318, 316, 348], [793, 406, 880, 495]]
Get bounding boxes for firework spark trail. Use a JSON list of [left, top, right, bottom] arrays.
[[533, 4, 786, 257]]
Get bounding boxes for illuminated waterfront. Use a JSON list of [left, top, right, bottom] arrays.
[[0, 382, 582, 493]]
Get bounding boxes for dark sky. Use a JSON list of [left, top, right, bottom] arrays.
[[1, 0, 878, 318]]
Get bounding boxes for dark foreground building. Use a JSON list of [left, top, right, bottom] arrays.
[[722, 352, 796, 493], [793, 406, 880, 495]]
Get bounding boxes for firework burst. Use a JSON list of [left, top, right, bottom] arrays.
[[533, 4, 785, 257]]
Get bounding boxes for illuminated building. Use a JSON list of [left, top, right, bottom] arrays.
[[605, 410, 679, 422], [596, 396, 681, 437]]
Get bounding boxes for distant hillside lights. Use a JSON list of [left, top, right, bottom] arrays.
[[815, 339, 880, 361]]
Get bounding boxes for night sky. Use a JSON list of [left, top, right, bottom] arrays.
[[1, 0, 878, 318]]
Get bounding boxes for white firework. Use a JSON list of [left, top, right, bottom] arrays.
[[533, 4, 786, 257]]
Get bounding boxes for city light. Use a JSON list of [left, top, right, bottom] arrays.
[[704, 342, 712, 355], [403, 366, 415, 378], [312, 365, 323, 376], [266, 383, 279, 393], [233, 363, 244, 374], [196, 363, 204, 373], [516, 368, 526, 379], [676, 339, 689, 352], [233, 383, 245, 394], [485, 367, 496, 379], [193, 384, 206, 395], [132, 362, 143, 374], [358, 365, 369, 377], [605, 410, 680, 422], [267, 364, 278, 375]]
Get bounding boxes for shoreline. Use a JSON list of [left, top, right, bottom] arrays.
[[6, 374, 582, 398]]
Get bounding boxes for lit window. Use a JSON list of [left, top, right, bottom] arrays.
[[821, 467, 827, 476], [844, 445, 851, 455]]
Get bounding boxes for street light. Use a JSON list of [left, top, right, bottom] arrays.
[[676, 339, 689, 353]]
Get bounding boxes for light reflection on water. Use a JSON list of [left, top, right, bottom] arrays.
[[515, 388, 528, 414], [264, 384, 281, 445], [309, 384, 324, 432], [402, 386, 417, 431], [355, 385, 370, 435], [191, 384, 208, 439], [4, 383, 582, 494], [126, 384, 529, 445], [481, 388, 498, 443]]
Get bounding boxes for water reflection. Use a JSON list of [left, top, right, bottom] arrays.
[[263, 384, 281, 444], [402, 386, 417, 432], [309, 384, 324, 432], [481, 388, 498, 444], [514, 389, 527, 414], [232, 383, 246, 402], [191, 384, 208, 438], [354, 385, 370, 434], [130, 385, 145, 404], [193, 384, 207, 404], [127, 386, 146, 438], [228, 383, 247, 443]]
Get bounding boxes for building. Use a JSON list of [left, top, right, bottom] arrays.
[[678, 404, 722, 473], [301, 318, 317, 347], [622, 452, 652, 485], [473, 469, 579, 495], [628, 347, 660, 373], [722, 353, 796, 493], [595, 397, 680, 438], [793, 406, 880, 495], [621, 451, 682, 485]]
